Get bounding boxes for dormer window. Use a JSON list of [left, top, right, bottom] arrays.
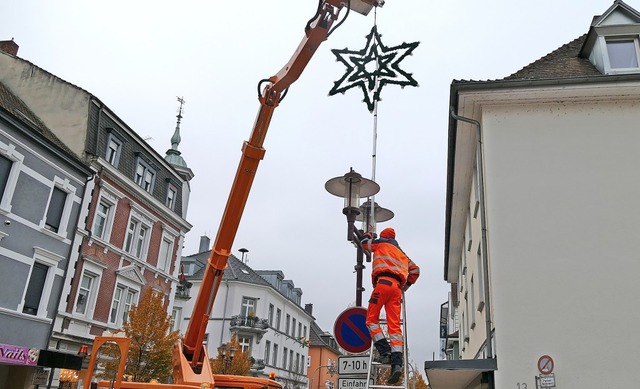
[[606, 37, 640, 70]]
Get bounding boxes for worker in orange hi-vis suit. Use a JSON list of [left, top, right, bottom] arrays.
[[360, 227, 420, 385]]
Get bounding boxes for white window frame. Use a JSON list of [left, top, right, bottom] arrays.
[[241, 297, 257, 318], [41, 177, 76, 237], [166, 183, 178, 211], [134, 157, 156, 193], [0, 142, 22, 213], [171, 307, 182, 332], [157, 232, 175, 273], [108, 277, 140, 327], [91, 191, 118, 242], [604, 35, 640, 74], [124, 210, 152, 259], [74, 260, 104, 318], [19, 248, 64, 317], [105, 132, 124, 168], [238, 335, 252, 353]]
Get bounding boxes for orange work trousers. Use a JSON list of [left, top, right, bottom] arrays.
[[366, 277, 403, 353]]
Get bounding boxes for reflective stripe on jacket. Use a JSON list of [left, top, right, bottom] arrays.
[[362, 237, 420, 286]]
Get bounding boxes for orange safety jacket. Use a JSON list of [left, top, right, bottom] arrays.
[[362, 237, 420, 287]]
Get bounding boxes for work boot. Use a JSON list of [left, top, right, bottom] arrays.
[[373, 339, 391, 356], [387, 365, 402, 385]]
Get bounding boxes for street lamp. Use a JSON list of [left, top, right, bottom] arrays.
[[326, 168, 381, 306], [59, 368, 79, 389], [356, 200, 394, 234], [325, 168, 380, 242], [218, 343, 236, 374]]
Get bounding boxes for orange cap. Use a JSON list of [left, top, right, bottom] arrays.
[[380, 227, 395, 239]]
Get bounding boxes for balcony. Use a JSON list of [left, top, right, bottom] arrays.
[[175, 279, 192, 300], [229, 315, 269, 343]]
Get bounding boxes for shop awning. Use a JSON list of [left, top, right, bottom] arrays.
[[424, 359, 497, 389]]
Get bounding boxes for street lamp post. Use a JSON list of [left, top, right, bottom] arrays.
[[218, 343, 236, 374], [325, 168, 381, 306], [310, 363, 337, 389]]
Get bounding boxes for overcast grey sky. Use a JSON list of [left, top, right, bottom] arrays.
[[2, 0, 618, 371]]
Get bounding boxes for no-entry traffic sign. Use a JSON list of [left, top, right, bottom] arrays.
[[334, 307, 371, 353]]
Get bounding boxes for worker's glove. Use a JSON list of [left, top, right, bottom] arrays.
[[402, 283, 412, 292], [360, 232, 373, 243]]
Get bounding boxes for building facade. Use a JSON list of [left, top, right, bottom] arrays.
[[0, 41, 193, 388], [0, 77, 91, 388], [307, 321, 340, 389], [426, 1, 640, 388], [176, 236, 313, 389]]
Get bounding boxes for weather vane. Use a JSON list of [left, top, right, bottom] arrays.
[[329, 25, 420, 112]]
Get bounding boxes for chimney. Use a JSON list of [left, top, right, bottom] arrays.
[[304, 303, 313, 315], [199, 235, 211, 253], [0, 39, 18, 56]]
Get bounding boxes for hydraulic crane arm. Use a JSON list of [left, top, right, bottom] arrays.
[[174, 0, 383, 386]]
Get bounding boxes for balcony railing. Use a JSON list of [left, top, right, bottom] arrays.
[[230, 315, 269, 343]]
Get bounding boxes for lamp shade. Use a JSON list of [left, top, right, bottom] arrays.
[[356, 200, 394, 223], [325, 169, 380, 209]]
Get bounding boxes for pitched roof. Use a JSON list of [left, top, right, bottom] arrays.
[[185, 251, 272, 287], [503, 34, 602, 81], [0, 81, 78, 157]]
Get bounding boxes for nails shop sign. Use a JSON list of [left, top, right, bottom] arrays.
[[0, 342, 39, 366]]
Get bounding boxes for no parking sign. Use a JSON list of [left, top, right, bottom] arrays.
[[333, 307, 371, 353]]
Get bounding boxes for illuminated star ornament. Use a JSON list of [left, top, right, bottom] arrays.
[[329, 25, 420, 112]]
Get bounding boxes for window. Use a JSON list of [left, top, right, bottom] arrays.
[[75, 273, 95, 315], [0, 142, 22, 211], [134, 158, 156, 193], [171, 308, 182, 332], [289, 349, 293, 371], [22, 262, 49, 315], [241, 297, 257, 318], [298, 322, 302, 338], [276, 309, 281, 330], [166, 184, 177, 210], [283, 347, 288, 369], [470, 276, 476, 329], [303, 325, 307, 339], [268, 304, 274, 326], [264, 341, 271, 365], [124, 217, 150, 258], [473, 163, 480, 218], [238, 336, 252, 353], [607, 38, 640, 69], [285, 314, 290, 334], [92, 199, 112, 240], [108, 285, 138, 325], [105, 133, 123, 167], [45, 187, 67, 233], [157, 235, 173, 273], [0, 154, 12, 201], [292, 318, 296, 336], [476, 245, 485, 311], [272, 344, 278, 367], [295, 353, 300, 373]]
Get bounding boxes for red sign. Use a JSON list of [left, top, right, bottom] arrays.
[[0, 343, 39, 366], [537, 355, 554, 374]]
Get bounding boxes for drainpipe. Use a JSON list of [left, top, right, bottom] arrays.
[[449, 108, 493, 359], [219, 279, 230, 346]]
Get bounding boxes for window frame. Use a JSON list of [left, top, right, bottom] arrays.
[[108, 280, 140, 327], [604, 35, 640, 73], [91, 190, 118, 242], [105, 131, 124, 168], [124, 211, 152, 259], [134, 156, 156, 193], [157, 232, 175, 273], [0, 141, 23, 213], [74, 260, 104, 318], [166, 182, 178, 211], [42, 177, 76, 237], [241, 297, 257, 318]]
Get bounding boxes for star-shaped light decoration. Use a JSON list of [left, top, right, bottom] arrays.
[[329, 25, 420, 112]]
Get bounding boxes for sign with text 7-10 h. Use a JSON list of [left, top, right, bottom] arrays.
[[338, 355, 369, 375]]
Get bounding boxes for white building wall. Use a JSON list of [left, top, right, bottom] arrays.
[[481, 100, 640, 388]]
